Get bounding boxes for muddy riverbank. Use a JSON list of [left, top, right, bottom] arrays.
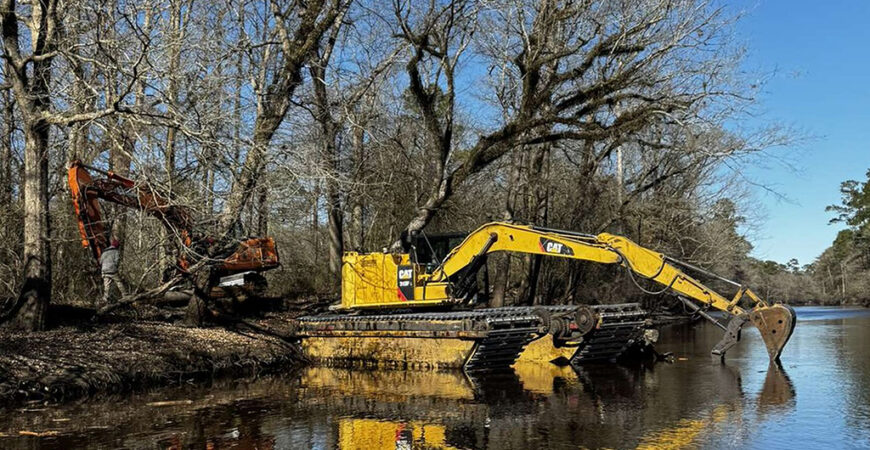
[[0, 319, 301, 406], [0, 302, 693, 408]]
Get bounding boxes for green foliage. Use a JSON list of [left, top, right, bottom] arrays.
[[827, 169, 870, 229], [757, 168, 870, 306], [826, 170, 870, 255]]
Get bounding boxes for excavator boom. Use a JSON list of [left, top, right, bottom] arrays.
[[67, 160, 280, 295], [68, 160, 194, 260]]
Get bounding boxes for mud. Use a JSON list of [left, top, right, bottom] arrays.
[[0, 320, 300, 406]]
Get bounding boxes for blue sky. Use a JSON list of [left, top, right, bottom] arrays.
[[734, 0, 870, 265]]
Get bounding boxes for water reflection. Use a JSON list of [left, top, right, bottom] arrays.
[[757, 363, 795, 414], [3, 306, 869, 449], [0, 353, 782, 449]]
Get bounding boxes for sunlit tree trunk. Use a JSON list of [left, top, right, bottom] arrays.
[[1, 0, 57, 330]]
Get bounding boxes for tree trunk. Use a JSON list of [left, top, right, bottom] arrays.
[[491, 150, 527, 307], [489, 254, 510, 308], [312, 75, 344, 274], [205, 156, 215, 214], [308, 29, 346, 273], [3, 0, 56, 329], [326, 186, 343, 274], [10, 120, 51, 330], [390, 134, 520, 252], [164, 0, 182, 190], [1, 88, 13, 206], [218, 118, 280, 238], [256, 183, 268, 236], [110, 128, 133, 247], [349, 122, 365, 250], [525, 144, 550, 305], [312, 183, 320, 265], [185, 293, 208, 326]]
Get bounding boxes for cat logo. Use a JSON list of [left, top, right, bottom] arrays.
[[546, 242, 564, 253], [397, 265, 415, 301], [539, 237, 574, 256]]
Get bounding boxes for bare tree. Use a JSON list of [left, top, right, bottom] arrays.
[[0, 0, 145, 330], [387, 0, 750, 250], [216, 0, 349, 240]]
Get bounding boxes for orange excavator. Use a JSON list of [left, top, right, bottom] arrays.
[[67, 160, 280, 297]]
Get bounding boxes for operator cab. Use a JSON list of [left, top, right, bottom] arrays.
[[405, 231, 468, 272]]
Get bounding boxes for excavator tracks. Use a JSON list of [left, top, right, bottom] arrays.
[[501, 303, 650, 364], [296, 309, 542, 372], [295, 303, 650, 372], [572, 303, 649, 363]]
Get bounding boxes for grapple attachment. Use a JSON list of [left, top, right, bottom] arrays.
[[749, 304, 797, 362]]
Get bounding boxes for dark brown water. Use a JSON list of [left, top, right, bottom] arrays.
[[2, 306, 869, 449]]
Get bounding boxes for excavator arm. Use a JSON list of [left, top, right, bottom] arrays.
[[67, 160, 280, 288], [424, 222, 796, 362], [68, 160, 194, 261]]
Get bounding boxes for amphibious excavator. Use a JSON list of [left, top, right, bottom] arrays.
[[295, 222, 796, 372], [68, 160, 280, 297]]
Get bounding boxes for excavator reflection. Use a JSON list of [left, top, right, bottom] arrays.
[[644, 364, 795, 449], [1, 357, 794, 448], [758, 362, 797, 414], [291, 360, 795, 450]]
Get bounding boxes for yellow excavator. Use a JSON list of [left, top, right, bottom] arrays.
[[294, 222, 797, 371]]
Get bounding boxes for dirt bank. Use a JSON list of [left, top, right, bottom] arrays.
[[0, 321, 301, 406]]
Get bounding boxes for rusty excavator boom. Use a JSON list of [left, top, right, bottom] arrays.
[[67, 160, 280, 297]]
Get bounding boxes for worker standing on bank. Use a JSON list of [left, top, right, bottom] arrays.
[[100, 238, 127, 304]]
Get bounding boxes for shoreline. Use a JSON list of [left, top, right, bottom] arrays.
[[1, 303, 854, 409], [0, 320, 301, 408]]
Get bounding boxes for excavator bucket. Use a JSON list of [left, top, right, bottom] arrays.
[[749, 304, 797, 362]]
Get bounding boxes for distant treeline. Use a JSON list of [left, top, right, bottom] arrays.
[[748, 170, 870, 307]]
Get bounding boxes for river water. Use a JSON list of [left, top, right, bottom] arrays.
[[2, 306, 869, 449]]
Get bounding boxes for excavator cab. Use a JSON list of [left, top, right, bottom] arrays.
[[409, 232, 467, 267]]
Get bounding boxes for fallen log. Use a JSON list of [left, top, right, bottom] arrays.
[[94, 275, 187, 317], [148, 290, 193, 304]]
